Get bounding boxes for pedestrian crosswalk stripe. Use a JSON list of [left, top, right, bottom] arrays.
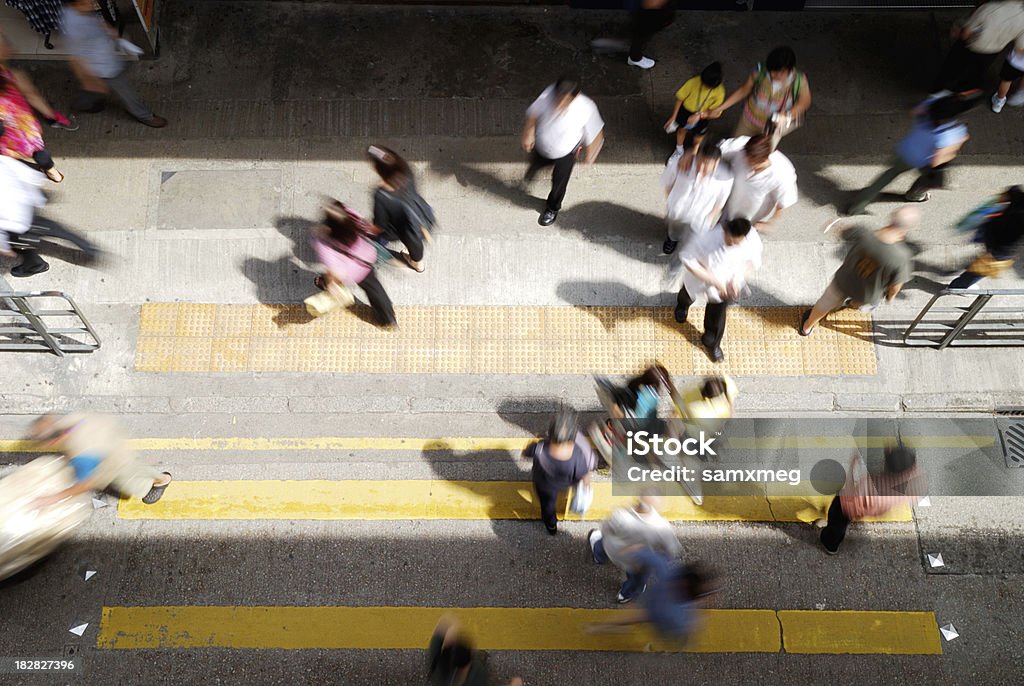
[[96, 606, 941, 655], [116, 480, 912, 522], [132, 303, 877, 375], [0, 435, 993, 453]]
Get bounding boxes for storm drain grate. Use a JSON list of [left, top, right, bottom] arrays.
[[1000, 422, 1024, 468]]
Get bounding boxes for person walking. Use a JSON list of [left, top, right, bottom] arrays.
[[660, 141, 733, 254], [799, 208, 918, 336], [0, 30, 75, 184], [991, 45, 1024, 112], [587, 547, 717, 643], [664, 62, 724, 155], [0, 155, 98, 277], [61, 0, 166, 127], [844, 93, 979, 216], [309, 201, 396, 327], [696, 46, 811, 151], [526, 410, 596, 535], [719, 134, 798, 233], [427, 616, 523, 686], [588, 495, 682, 603], [368, 145, 436, 273], [949, 186, 1024, 289], [627, 0, 675, 70], [933, 0, 1024, 93], [28, 413, 172, 507], [820, 446, 926, 554], [521, 77, 605, 226], [670, 218, 763, 363]]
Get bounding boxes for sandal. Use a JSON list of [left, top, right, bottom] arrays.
[[45, 168, 64, 183], [313, 275, 326, 291], [142, 472, 172, 504], [798, 309, 813, 337], [400, 253, 425, 273]]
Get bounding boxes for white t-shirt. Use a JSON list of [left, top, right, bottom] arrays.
[[660, 153, 734, 232], [0, 157, 45, 252], [964, 1, 1024, 54], [678, 224, 763, 304], [719, 137, 798, 224], [526, 85, 605, 159]]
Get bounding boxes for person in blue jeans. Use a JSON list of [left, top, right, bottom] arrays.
[[527, 410, 595, 535], [845, 92, 981, 215], [588, 495, 682, 603]]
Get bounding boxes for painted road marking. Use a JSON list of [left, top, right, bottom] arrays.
[[133, 303, 877, 375], [96, 606, 941, 655], [116, 479, 911, 522], [0, 435, 995, 453]]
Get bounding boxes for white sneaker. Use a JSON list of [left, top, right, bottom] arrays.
[[627, 56, 656, 70], [1008, 91, 1024, 107], [992, 94, 1007, 113]]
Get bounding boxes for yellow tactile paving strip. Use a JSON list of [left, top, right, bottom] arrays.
[[134, 303, 877, 375]]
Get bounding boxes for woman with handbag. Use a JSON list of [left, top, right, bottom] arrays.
[[692, 46, 811, 151], [949, 186, 1024, 289], [308, 201, 396, 327], [821, 446, 926, 555], [368, 145, 436, 273]]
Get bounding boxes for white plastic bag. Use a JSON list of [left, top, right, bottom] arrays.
[[569, 481, 593, 515]]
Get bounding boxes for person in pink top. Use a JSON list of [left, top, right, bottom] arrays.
[[310, 201, 396, 327], [821, 446, 926, 554], [0, 30, 76, 184]]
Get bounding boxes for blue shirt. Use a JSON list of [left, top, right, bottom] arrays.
[[632, 548, 698, 640], [69, 455, 103, 482], [896, 98, 968, 168]]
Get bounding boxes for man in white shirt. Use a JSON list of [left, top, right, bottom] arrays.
[[660, 143, 734, 254], [670, 218, 763, 363], [588, 495, 682, 603], [521, 78, 605, 226], [719, 134, 798, 233], [934, 0, 1024, 92]]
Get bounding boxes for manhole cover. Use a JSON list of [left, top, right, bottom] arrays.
[[1000, 422, 1024, 468]]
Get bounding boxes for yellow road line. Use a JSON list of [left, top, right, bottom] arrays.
[[0, 435, 994, 453], [133, 303, 877, 376], [96, 606, 940, 655], [779, 610, 942, 655], [116, 479, 911, 523]]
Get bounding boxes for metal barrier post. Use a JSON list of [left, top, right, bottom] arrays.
[[937, 294, 991, 350]]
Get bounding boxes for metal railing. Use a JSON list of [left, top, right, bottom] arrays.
[[0, 277, 101, 356], [903, 288, 1024, 350]]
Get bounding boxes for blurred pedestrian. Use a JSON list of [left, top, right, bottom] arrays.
[[991, 45, 1024, 112], [664, 62, 724, 155], [949, 186, 1024, 289], [0, 155, 98, 277], [670, 218, 763, 363], [526, 409, 596, 535], [845, 92, 980, 215], [719, 134, 798, 234], [673, 375, 737, 429], [427, 616, 523, 686], [933, 0, 1024, 93], [368, 145, 437, 273], [588, 494, 682, 603], [521, 77, 605, 226], [61, 0, 166, 127], [627, 0, 675, 70], [0, 30, 75, 184], [660, 141, 733, 254], [27, 413, 172, 507], [799, 208, 917, 336], [697, 46, 811, 151], [588, 549, 717, 642], [821, 446, 926, 554], [309, 201, 396, 327]]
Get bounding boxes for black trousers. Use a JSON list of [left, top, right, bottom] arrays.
[[398, 226, 424, 262], [532, 475, 562, 529], [933, 41, 999, 92], [819, 496, 850, 553], [357, 269, 396, 326], [629, 7, 675, 61], [677, 287, 730, 349], [525, 147, 579, 213]]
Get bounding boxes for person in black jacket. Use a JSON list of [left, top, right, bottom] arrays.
[[367, 145, 433, 273], [950, 185, 1024, 289]]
